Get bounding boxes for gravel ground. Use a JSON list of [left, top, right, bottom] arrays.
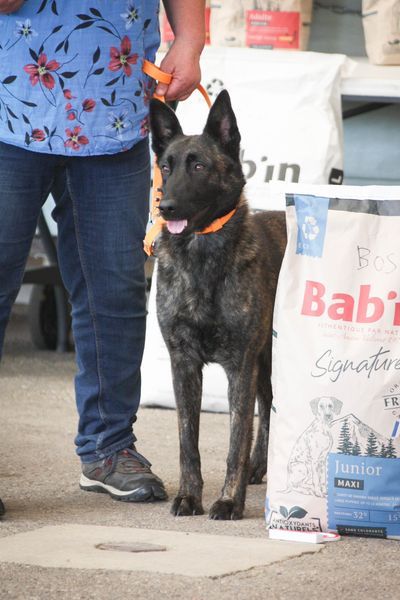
[[0, 304, 399, 600]]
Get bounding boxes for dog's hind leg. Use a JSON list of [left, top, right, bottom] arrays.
[[170, 353, 204, 517], [209, 354, 258, 520], [248, 352, 272, 484]]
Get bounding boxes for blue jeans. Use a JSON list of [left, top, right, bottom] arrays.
[[0, 140, 150, 463]]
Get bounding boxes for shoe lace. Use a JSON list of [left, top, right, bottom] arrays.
[[117, 448, 152, 474]]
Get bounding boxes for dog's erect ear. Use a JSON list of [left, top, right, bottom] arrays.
[[149, 98, 183, 157], [203, 89, 241, 161]]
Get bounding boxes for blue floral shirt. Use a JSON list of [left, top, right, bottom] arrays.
[[0, 0, 160, 155]]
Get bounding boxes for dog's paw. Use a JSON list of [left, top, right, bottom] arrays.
[[208, 499, 243, 520], [248, 464, 267, 485], [171, 495, 204, 517]]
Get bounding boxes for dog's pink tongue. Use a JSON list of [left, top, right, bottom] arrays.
[[166, 220, 188, 234]]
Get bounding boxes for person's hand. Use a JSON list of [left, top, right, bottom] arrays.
[[156, 38, 202, 102], [0, 0, 24, 13]]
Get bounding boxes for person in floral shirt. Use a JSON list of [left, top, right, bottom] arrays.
[[0, 0, 205, 515]]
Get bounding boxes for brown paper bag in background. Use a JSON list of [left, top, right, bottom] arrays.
[[362, 0, 400, 65], [209, 0, 313, 51], [300, 0, 313, 51], [209, 0, 248, 47], [159, 1, 211, 51]]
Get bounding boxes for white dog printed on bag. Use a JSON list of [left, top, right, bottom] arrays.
[[282, 396, 343, 498]]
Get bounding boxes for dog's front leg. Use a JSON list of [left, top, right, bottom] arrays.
[[170, 353, 204, 516], [209, 357, 258, 520]]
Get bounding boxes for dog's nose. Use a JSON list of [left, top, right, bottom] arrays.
[[159, 200, 176, 215]]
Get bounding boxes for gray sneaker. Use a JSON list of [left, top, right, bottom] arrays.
[[79, 447, 167, 502]]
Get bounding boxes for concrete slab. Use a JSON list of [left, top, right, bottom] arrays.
[[0, 525, 322, 578]]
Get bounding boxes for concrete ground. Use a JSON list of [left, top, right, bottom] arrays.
[[1, 304, 399, 600]]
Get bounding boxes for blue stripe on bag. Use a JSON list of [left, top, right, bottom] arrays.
[[294, 194, 330, 258]]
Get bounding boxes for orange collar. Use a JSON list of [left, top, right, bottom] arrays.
[[195, 208, 237, 234], [143, 208, 237, 256]]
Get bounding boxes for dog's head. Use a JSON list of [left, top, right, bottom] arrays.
[[310, 396, 343, 424], [149, 90, 246, 235]]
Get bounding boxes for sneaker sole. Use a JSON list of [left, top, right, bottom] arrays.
[[79, 474, 168, 502]]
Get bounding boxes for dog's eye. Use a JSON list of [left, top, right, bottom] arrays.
[[161, 165, 170, 175], [194, 163, 205, 171]]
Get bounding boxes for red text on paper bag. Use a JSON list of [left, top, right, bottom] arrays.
[[162, 8, 211, 46], [246, 10, 300, 49]]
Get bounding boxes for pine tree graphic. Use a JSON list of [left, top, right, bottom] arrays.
[[380, 443, 387, 457], [386, 438, 397, 459], [337, 418, 353, 454], [352, 436, 361, 456], [366, 432, 379, 457]]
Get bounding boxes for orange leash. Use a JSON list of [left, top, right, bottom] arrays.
[[143, 59, 211, 108], [143, 61, 235, 256]]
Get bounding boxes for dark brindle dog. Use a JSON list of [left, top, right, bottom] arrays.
[[149, 90, 286, 520]]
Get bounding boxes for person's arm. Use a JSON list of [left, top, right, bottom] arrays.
[[156, 0, 206, 101], [0, 0, 24, 13]]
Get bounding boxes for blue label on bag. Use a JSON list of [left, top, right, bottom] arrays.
[[327, 453, 400, 538], [294, 195, 330, 258]]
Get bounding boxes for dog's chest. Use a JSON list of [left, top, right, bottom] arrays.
[[156, 257, 240, 361], [308, 423, 333, 455]]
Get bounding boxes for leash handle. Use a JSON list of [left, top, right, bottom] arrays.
[[143, 59, 172, 86], [143, 59, 212, 108], [142, 60, 211, 256]]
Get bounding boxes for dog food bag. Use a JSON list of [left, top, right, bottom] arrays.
[[266, 184, 400, 539], [362, 0, 400, 65], [210, 1, 312, 51], [209, 0, 246, 47], [246, 0, 313, 51]]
